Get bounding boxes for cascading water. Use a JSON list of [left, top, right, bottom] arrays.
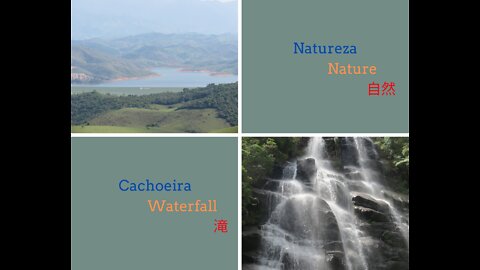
[[244, 137, 409, 270]]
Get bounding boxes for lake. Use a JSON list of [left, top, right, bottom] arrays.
[[73, 67, 238, 88]]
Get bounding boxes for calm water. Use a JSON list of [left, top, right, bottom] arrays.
[[74, 67, 238, 87]]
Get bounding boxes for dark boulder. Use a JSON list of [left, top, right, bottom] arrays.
[[242, 254, 258, 265], [352, 193, 390, 213], [385, 260, 409, 270], [326, 251, 347, 270], [359, 222, 397, 238], [357, 137, 378, 160], [275, 196, 342, 243], [242, 227, 262, 253], [323, 241, 345, 253], [382, 231, 408, 249], [281, 252, 313, 270], [338, 138, 360, 167], [271, 164, 284, 179], [281, 252, 294, 270], [296, 158, 317, 183], [251, 177, 268, 189], [345, 171, 364, 180], [280, 250, 346, 270], [263, 180, 281, 191], [250, 188, 280, 224], [322, 137, 337, 157], [242, 228, 263, 265], [354, 206, 390, 223], [322, 137, 343, 170]]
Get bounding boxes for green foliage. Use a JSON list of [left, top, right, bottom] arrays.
[[71, 83, 238, 126], [375, 137, 409, 168], [374, 137, 409, 192], [242, 138, 277, 185], [178, 83, 238, 125], [242, 137, 307, 225]]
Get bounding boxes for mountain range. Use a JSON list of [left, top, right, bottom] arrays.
[[71, 33, 238, 84], [72, 0, 237, 39]]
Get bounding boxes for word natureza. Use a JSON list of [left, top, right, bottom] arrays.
[[293, 42, 377, 75]]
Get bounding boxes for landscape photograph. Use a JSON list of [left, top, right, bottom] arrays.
[[71, 0, 238, 133], [242, 137, 409, 270]]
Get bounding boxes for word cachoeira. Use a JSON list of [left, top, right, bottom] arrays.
[[118, 179, 191, 192]]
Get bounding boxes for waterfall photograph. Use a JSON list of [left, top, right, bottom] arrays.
[[242, 137, 409, 270]]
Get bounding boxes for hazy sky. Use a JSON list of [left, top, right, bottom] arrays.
[[71, 0, 238, 40]]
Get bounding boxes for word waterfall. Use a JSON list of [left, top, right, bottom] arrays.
[[117, 178, 218, 214]]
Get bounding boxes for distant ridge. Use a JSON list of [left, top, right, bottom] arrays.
[[71, 33, 238, 84]]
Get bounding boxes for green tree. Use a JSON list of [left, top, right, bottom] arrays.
[[374, 137, 409, 192], [241, 137, 307, 225]]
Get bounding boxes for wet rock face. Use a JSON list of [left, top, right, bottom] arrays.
[[326, 251, 346, 270], [295, 158, 317, 183], [275, 196, 343, 244], [338, 138, 360, 167], [271, 164, 285, 179], [351, 193, 409, 270], [382, 190, 409, 211], [250, 188, 277, 224], [280, 250, 347, 270], [242, 228, 262, 265], [263, 180, 281, 192], [365, 239, 409, 270], [354, 206, 390, 223], [359, 137, 378, 160], [381, 231, 408, 249], [352, 192, 391, 223], [281, 253, 310, 270], [317, 137, 343, 171], [251, 177, 268, 189], [344, 170, 363, 180], [385, 260, 409, 270], [330, 181, 351, 209], [243, 228, 262, 252], [352, 193, 390, 213]]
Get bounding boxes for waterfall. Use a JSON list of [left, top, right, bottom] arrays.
[[245, 137, 409, 270]]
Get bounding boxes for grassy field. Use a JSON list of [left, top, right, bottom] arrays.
[[71, 125, 153, 133], [71, 86, 183, 95], [71, 105, 232, 133], [71, 84, 237, 133], [210, 126, 238, 133]]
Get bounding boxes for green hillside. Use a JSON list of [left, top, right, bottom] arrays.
[[71, 82, 238, 133], [71, 45, 153, 84]]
